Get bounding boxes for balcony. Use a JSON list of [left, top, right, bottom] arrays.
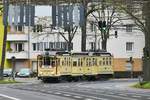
[[6, 51, 28, 59], [7, 33, 28, 41]]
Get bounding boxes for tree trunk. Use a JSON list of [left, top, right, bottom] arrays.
[[68, 30, 72, 52], [0, 26, 7, 80], [101, 39, 107, 51], [143, 1, 150, 81], [81, 0, 88, 52]]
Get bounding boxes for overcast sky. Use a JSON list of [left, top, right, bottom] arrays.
[[35, 6, 52, 17]]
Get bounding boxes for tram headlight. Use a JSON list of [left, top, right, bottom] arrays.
[[39, 72, 43, 75], [51, 71, 55, 75]]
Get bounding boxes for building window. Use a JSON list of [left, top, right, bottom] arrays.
[[90, 22, 96, 32], [39, 42, 43, 51], [33, 24, 43, 32], [90, 42, 96, 51], [126, 24, 132, 32], [32, 43, 36, 51], [126, 42, 134, 51], [37, 43, 40, 51], [32, 42, 71, 51], [49, 42, 54, 50], [44, 42, 49, 50], [15, 25, 23, 32], [15, 43, 24, 52]]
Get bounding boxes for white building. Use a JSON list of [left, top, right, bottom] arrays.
[[5, 5, 144, 77]]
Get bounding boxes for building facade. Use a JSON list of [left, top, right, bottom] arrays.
[[4, 5, 145, 77]]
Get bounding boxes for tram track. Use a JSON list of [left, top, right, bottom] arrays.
[[9, 81, 150, 100]]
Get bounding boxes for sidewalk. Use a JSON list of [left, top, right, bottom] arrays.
[[15, 78, 41, 84]]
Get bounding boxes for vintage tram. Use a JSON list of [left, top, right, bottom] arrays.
[[37, 51, 114, 82]]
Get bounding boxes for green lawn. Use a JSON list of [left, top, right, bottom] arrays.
[[133, 82, 150, 89], [0, 79, 20, 84]]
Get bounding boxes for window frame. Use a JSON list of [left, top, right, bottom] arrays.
[[126, 42, 134, 52]]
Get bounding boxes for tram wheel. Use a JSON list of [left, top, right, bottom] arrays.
[[66, 76, 72, 82]]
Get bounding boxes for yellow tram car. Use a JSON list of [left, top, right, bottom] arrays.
[[37, 52, 114, 82]]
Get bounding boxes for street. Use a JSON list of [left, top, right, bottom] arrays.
[[0, 78, 150, 100]]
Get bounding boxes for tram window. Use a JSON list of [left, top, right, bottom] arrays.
[[95, 59, 97, 66], [73, 61, 77, 66], [106, 57, 108, 60], [99, 61, 102, 66], [52, 61, 55, 67], [57, 59, 60, 66], [86, 59, 89, 66], [70, 59, 72, 66], [44, 57, 50, 65], [109, 58, 111, 61], [62, 61, 64, 66], [69, 58, 71, 66], [89, 58, 91, 66], [81, 59, 83, 66], [78, 59, 80, 66], [64, 58, 66, 66], [68, 58, 70, 66], [66, 58, 68, 66], [106, 61, 109, 65], [109, 61, 112, 65], [67, 58, 69, 66], [93, 58, 96, 66], [103, 58, 105, 60], [38, 60, 42, 67], [66, 58, 67, 66], [103, 61, 105, 65]]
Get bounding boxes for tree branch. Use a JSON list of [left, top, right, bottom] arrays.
[[59, 32, 69, 42]]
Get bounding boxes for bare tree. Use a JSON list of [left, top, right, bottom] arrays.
[[113, 0, 150, 81], [59, 26, 78, 52], [87, 0, 120, 51]]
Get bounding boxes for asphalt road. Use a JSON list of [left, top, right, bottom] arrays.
[[0, 78, 150, 100]]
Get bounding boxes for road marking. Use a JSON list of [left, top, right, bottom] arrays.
[[147, 98, 150, 99], [54, 92, 62, 95], [54, 90, 109, 100], [58, 88, 137, 100], [118, 94, 128, 96], [99, 93, 138, 100], [103, 90, 150, 97], [61, 89, 137, 100], [0, 94, 21, 100], [63, 94, 71, 97], [132, 95, 141, 98], [73, 96, 82, 99], [85, 98, 94, 100], [126, 92, 150, 97]]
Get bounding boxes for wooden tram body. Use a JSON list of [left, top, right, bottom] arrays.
[[37, 52, 114, 82]]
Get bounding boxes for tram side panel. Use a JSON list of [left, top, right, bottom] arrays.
[[97, 56, 114, 78], [59, 56, 72, 76]]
